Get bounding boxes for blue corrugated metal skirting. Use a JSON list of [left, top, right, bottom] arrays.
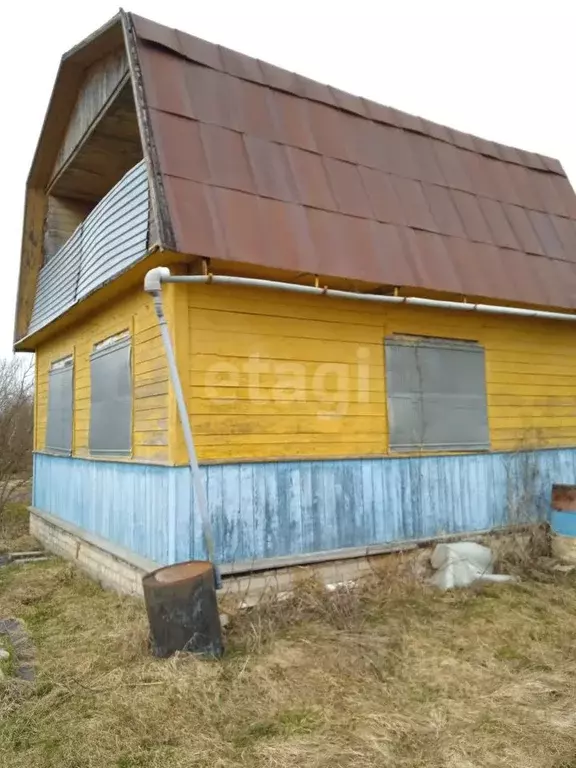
[[33, 450, 576, 566]]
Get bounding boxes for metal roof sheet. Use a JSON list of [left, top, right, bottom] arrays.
[[130, 12, 576, 309]]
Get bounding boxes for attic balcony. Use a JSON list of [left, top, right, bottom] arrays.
[[29, 158, 150, 336], [28, 77, 151, 337]]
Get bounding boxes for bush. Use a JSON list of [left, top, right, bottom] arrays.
[[0, 356, 33, 523]]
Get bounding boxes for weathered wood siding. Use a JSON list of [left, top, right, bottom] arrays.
[[49, 81, 143, 205], [51, 49, 128, 179], [30, 160, 149, 334], [36, 286, 169, 463], [44, 197, 93, 261], [32, 447, 576, 565], [182, 284, 576, 462]]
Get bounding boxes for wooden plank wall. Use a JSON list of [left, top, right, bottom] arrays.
[[183, 284, 576, 462], [34, 280, 576, 468], [48, 82, 142, 204], [43, 197, 93, 261], [51, 49, 128, 179], [32, 446, 576, 565], [36, 285, 169, 463]]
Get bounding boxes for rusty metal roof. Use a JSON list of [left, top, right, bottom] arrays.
[[130, 13, 576, 308]]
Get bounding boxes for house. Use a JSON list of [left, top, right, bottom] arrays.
[[15, 11, 576, 592]]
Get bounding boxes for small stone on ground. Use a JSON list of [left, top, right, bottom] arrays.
[[0, 618, 35, 682]]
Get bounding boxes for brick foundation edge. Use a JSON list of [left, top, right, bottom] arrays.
[[29, 506, 533, 601], [29, 507, 159, 597], [28, 506, 381, 600]]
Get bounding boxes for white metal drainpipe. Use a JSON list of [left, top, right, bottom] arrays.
[[145, 266, 576, 583], [163, 273, 576, 322], [144, 268, 221, 588]]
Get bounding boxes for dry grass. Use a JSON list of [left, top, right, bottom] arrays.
[[0, 503, 37, 554], [2, 527, 576, 767]]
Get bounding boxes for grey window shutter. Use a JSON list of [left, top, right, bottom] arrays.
[[385, 342, 424, 450], [89, 336, 132, 456], [385, 337, 489, 452], [46, 357, 74, 454]]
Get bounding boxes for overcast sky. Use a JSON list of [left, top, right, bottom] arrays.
[[2, 0, 574, 358]]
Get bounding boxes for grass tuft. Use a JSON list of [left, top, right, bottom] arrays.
[[0, 503, 38, 554], [2, 517, 576, 766]]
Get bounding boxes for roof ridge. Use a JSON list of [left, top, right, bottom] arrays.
[[128, 11, 566, 179]]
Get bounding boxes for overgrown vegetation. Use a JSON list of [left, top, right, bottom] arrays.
[[0, 357, 33, 530], [2, 517, 576, 767], [0, 505, 36, 555]]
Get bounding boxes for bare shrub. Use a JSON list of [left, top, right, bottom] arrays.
[[226, 554, 425, 654], [0, 356, 34, 523]]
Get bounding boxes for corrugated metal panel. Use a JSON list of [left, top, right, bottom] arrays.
[[29, 228, 83, 333], [131, 12, 576, 310], [33, 448, 574, 566], [77, 161, 149, 300], [28, 161, 148, 334]]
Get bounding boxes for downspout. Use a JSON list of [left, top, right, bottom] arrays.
[[144, 268, 221, 588], [145, 266, 576, 583]]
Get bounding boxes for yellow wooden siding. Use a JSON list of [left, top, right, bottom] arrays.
[[184, 284, 576, 462], [36, 286, 170, 462]]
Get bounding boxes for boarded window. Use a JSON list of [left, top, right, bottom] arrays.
[[385, 336, 489, 452], [46, 356, 74, 454], [89, 333, 132, 456]]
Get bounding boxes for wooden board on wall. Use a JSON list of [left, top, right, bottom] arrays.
[[49, 81, 143, 203], [52, 48, 128, 179], [35, 285, 170, 463], [44, 197, 93, 260], [184, 284, 576, 463]]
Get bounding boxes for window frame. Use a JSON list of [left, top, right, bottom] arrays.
[[88, 330, 133, 458], [384, 334, 490, 454], [45, 354, 74, 456]]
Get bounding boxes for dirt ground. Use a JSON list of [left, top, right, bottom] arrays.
[[1, 510, 576, 767]]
